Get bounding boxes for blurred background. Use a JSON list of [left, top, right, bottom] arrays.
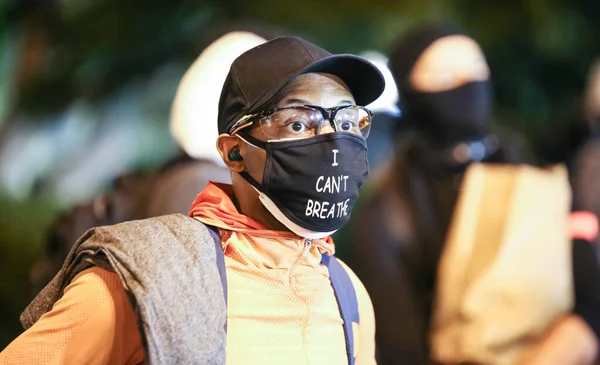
[[1, 0, 600, 347]]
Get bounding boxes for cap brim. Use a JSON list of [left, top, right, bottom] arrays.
[[300, 55, 386, 106], [250, 54, 386, 113]]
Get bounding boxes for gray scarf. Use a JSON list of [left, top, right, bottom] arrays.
[[21, 214, 227, 365]]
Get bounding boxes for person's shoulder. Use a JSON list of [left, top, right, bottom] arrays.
[[67, 266, 126, 297], [98, 213, 199, 231], [88, 214, 215, 255]]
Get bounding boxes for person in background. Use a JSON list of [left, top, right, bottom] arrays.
[[330, 50, 402, 260], [1, 35, 384, 365], [538, 59, 600, 259], [572, 60, 600, 260], [28, 31, 266, 292], [341, 23, 600, 365]]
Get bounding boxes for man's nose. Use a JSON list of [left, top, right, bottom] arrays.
[[318, 120, 336, 135]]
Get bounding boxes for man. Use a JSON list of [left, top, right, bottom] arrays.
[[0, 36, 384, 365]]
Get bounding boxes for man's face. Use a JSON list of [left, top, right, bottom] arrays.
[[234, 72, 356, 185]]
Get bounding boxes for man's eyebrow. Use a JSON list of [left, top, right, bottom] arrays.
[[279, 98, 310, 106], [279, 98, 356, 107]]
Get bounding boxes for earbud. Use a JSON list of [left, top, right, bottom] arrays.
[[228, 150, 243, 161]]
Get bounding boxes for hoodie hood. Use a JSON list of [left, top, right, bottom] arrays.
[[189, 182, 335, 254]]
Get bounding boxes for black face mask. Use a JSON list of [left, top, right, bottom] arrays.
[[402, 81, 492, 146], [238, 132, 369, 239]]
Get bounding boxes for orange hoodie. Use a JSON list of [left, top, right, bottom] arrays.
[[1, 183, 376, 365]]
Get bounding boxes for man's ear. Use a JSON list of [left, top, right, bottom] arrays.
[[217, 134, 245, 172]]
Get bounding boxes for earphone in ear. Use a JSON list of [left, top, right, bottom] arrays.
[[228, 150, 243, 161]]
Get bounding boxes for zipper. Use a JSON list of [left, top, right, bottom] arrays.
[[288, 238, 312, 288], [303, 238, 312, 257], [297, 238, 313, 363]]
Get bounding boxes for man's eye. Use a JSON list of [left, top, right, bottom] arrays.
[[291, 121, 305, 132], [340, 121, 352, 131]]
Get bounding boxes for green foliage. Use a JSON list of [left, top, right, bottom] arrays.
[[11, 0, 600, 138]]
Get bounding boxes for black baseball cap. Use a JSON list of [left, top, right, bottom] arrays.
[[217, 36, 386, 134]]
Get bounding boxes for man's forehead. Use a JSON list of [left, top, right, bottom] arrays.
[[295, 72, 349, 87], [281, 73, 352, 97]]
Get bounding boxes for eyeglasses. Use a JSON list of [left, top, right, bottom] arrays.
[[229, 105, 373, 140]]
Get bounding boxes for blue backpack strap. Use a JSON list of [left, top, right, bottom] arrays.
[[206, 225, 227, 331], [321, 254, 359, 365]]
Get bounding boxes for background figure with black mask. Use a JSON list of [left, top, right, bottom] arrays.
[[339, 23, 582, 365]]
